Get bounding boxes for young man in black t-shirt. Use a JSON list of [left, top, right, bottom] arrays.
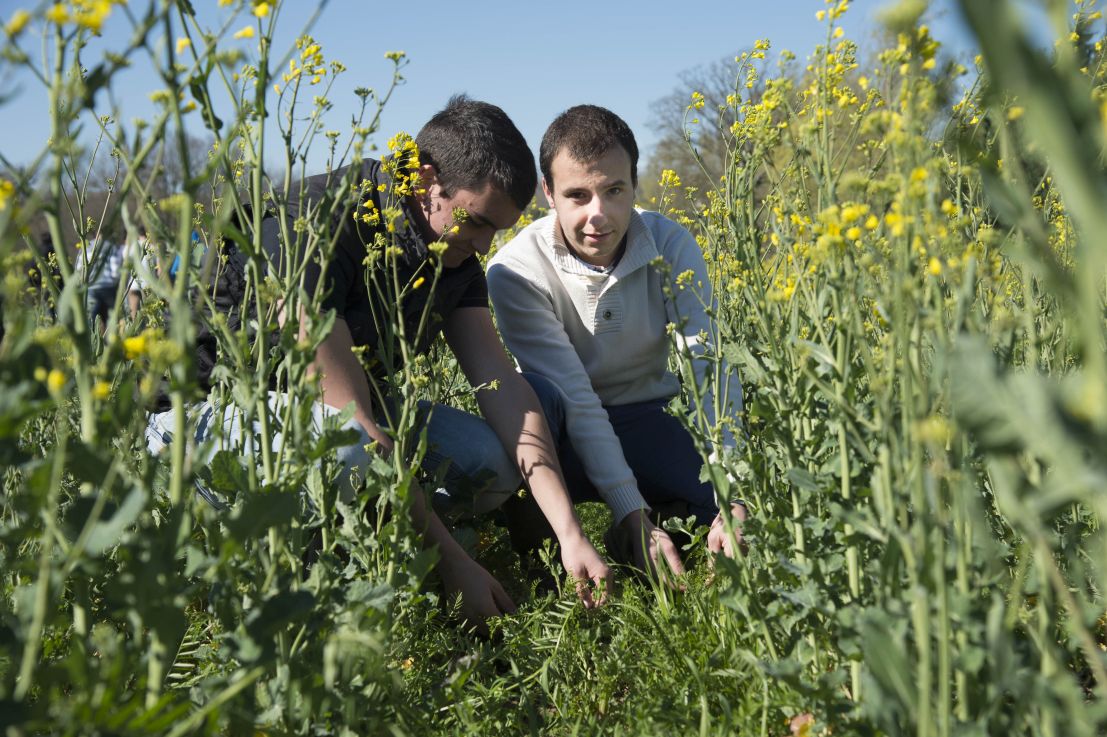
[[147, 97, 611, 633]]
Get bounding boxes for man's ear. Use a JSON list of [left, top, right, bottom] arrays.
[[416, 164, 439, 205], [541, 177, 554, 206]]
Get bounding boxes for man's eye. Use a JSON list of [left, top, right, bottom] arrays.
[[609, 187, 622, 196]]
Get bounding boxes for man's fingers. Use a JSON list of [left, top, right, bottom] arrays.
[[575, 576, 596, 609], [593, 566, 614, 606], [662, 541, 686, 578]]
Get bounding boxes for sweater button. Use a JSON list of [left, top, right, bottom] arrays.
[[602, 310, 612, 320]]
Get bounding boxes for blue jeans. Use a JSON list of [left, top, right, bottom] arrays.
[[524, 374, 719, 526], [145, 391, 520, 515]]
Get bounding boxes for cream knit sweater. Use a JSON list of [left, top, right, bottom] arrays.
[[487, 210, 743, 523]]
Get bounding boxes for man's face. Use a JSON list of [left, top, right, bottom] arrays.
[[418, 173, 522, 268], [542, 146, 635, 268]]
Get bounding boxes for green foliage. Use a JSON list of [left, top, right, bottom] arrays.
[[3, 0, 1107, 735]]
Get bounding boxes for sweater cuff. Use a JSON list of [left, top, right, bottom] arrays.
[[601, 482, 650, 525]]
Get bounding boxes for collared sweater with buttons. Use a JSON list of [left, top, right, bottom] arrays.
[[487, 209, 743, 523]]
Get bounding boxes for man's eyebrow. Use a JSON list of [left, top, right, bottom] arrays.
[[467, 209, 493, 226], [468, 211, 499, 229]]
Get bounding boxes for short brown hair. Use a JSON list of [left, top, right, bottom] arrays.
[[415, 95, 536, 210], [540, 105, 639, 189]]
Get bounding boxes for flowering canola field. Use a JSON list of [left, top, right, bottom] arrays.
[[2, 1, 1107, 735]]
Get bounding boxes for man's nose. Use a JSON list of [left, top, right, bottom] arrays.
[[586, 196, 607, 222]]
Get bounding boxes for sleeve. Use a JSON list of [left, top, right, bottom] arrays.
[[487, 260, 649, 524], [262, 178, 364, 318], [454, 259, 490, 309], [661, 226, 744, 450]]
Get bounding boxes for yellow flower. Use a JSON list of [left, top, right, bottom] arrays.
[[219, 0, 234, 5], [1007, 106, 1024, 121], [816, 10, 826, 20], [74, 0, 112, 33], [252, 2, 270, 18], [123, 334, 148, 360], [34, 367, 48, 382], [928, 256, 942, 276], [47, 369, 66, 394], [864, 214, 879, 230], [181, 100, 197, 113], [0, 179, 14, 211], [412, 276, 425, 290], [176, 37, 191, 55], [846, 226, 861, 240], [5, 9, 31, 35], [45, 4, 69, 24], [233, 24, 255, 40], [690, 91, 705, 110], [910, 167, 928, 182], [833, 27, 844, 38], [92, 381, 111, 400], [658, 169, 682, 189]]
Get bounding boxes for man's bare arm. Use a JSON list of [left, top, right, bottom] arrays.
[[311, 315, 515, 630], [444, 307, 612, 605]]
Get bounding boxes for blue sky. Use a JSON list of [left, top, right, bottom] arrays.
[[0, 0, 1066, 173]]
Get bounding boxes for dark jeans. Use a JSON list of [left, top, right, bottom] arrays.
[[524, 373, 718, 526]]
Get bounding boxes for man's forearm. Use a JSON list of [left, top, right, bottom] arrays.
[[477, 374, 585, 542], [311, 318, 393, 451]]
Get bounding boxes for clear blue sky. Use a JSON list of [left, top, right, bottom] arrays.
[[0, 0, 1063, 174]]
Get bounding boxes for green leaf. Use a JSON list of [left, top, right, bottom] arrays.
[[206, 450, 250, 494], [224, 489, 299, 542], [85, 486, 147, 555]]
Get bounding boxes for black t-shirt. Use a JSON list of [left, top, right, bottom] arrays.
[[192, 158, 486, 396]]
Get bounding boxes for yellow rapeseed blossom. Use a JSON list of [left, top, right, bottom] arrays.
[[123, 334, 148, 360], [92, 381, 111, 400], [253, 2, 271, 18], [690, 91, 705, 110], [219, 0, 234, 6], [5, 9, 31, 35], [233, 24, 255, 39], [928, 256, 942, 276], [176, 37, 190, 54], [34, 367, 48, 382], [412, 276, 425, 290], [1007, 106, 1025, 121], [0, 179, 14, 211], [47, 369, 66, 394], [45, 4, 69, 24], [658, 169, 682, 189], [864, 214, 879, 230], [74, 0, 112, 33], [846, 226, 862, 241]]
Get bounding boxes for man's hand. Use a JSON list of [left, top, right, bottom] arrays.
[[621, 509, 685, 586], [559, 531, 614, 608], [707, 502, 748, 558], [438, 553, 517, 636]]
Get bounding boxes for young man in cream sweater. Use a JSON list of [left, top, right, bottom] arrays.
[[487, 105, 747, 580]]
